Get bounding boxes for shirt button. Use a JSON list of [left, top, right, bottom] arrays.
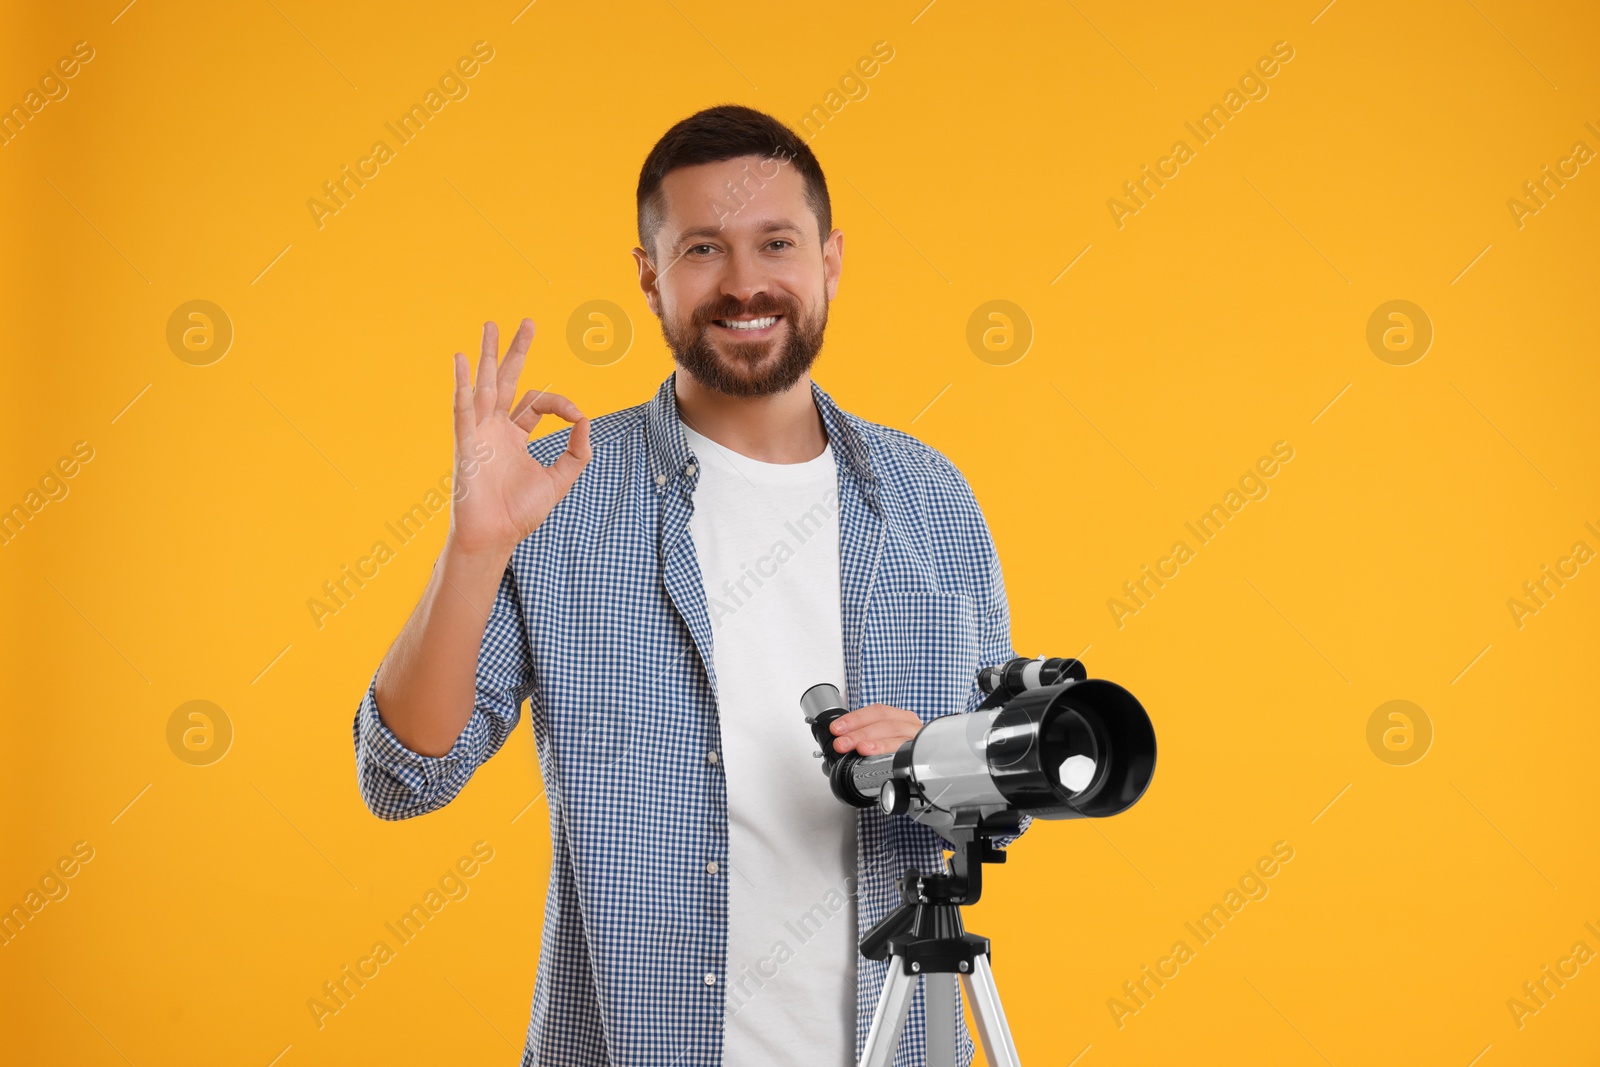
[[707, 750, 719, 764], [655, 474, 666, 487], [705, 861, 719, 874], [685, 463, 697, 476], [703, 973, 716, 986]]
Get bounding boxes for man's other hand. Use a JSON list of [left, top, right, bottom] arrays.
[[829, 704, 924, 756]]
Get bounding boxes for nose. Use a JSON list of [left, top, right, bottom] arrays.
[[719, 246, 770, 308]]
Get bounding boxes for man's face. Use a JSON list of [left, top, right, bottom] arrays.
[[634, 154, 843, 398]]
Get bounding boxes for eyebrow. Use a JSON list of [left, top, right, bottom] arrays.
[[674, 220, 803, 246]]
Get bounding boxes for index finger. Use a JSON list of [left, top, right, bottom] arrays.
[[830, 704, 919, 733], [509, 389, 585, 432]]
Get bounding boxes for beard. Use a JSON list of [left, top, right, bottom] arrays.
[[660, 289, 828, 398]]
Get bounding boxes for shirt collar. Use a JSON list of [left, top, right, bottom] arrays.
[[645, 370, 879, 493]]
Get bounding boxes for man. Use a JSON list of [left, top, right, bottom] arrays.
[[353, 104, 1029, 1066]]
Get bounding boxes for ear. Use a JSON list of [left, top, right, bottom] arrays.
[[822, 228, 844, 302], [632, 246, 662, 318]]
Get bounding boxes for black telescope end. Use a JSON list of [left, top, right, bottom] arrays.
[[989, 679, 1156, 820]]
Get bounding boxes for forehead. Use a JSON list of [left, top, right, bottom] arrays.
[[658, 154, 810, 238]]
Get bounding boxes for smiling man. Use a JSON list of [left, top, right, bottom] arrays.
[[353, 104, 1027, 1066]]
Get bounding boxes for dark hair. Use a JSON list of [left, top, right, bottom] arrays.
[[636, 104, 831, 260]]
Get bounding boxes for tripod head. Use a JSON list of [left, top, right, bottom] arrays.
[[858, 825, 1011, 970]]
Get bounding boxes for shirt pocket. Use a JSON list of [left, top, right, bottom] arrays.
[[860, 588, 979, 720]]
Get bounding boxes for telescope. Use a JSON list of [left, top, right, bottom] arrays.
[[798, 655, 1156, 1067], [800, 655, 1156, 844]]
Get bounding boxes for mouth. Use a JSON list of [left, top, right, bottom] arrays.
[[710, 314, 783, 337]]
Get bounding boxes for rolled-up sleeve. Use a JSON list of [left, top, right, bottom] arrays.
[[353, 559, 536, 821]]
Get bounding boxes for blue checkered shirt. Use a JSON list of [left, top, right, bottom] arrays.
[[353, 371, 1032, 1066]]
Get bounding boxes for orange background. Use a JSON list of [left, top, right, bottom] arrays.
[[2, 1, 1597, 1064]]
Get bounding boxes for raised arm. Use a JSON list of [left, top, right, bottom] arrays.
[[355, 319, 590, 817]]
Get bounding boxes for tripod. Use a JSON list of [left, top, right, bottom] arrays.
[[858, 832, 1022, 1067]]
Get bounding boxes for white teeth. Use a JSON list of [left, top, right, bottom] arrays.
[[716, 316, 778, 330]]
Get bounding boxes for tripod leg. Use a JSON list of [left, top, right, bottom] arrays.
[[923, 972, 956, 1067], [960, 955, 1022, 1067], [860, 960, 918, 1067]]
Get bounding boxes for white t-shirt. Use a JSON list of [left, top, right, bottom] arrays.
[[680, 420, 856, 1067]]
